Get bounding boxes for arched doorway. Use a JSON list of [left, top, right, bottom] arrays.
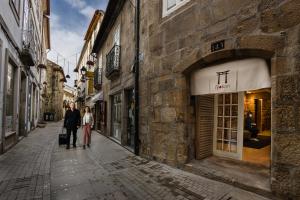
[[191, 58, 271, 166]]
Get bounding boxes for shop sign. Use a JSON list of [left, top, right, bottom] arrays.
[[210, 70, 237, 93], [190, 58, 271, 95]]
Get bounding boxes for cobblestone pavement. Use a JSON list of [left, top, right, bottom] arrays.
[[0, 122, 271, 200]]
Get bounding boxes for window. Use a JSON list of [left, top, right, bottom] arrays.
[[162, 0, 190, 17], [12, 0, 20, 12], [113, 25, 120, 46], [6, 62, 16, 132], [10, 0, 21, 23]]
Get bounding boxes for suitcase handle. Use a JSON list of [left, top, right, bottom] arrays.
[[61, 127, 66, 134]]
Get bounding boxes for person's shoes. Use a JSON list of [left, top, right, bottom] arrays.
[[73, 144, 76, 148], [66, 146, 70, 149], [87, 144, 90, 148], [83, 145, 86, 149]]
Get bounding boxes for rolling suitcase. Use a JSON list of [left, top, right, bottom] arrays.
[[59, 128, 67, 145]]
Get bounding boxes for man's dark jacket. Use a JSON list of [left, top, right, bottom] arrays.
[[64, 109, 81, 129]]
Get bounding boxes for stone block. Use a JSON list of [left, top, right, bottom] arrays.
[[197, 7, 212, 29], [273, 75, 300, 106], [166, 143, 177, 163], [153, 108, 161, 122], [150, 80, 159, 94], [272, 134, 300, 166], [230, 16, 259, 36], [162, 90, 184, 107], [160, 107, 176, 123], [177, 143, 188, 164], [271, 164, 292, 198], [159, 78, 175, 91], [164, 40, 179, 56], [261, 0, 300, 33], [293, 168, 300, 197], [211, 0, 253, 22], [149, 32, 163, 56], [153, 94, 162, 107], [175, 77, 187, 90], [238, 2, 258, 21], [238, 35, 284, 52], [161, 51, 180, 74], [272, 106, 296, 133], [271, 57, 293, 76]]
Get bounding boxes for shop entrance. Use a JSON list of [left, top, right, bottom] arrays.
[[243, 89, 271, 167], [190, 58, 272, 191], [126, 89, 135, 149], [111, 93, 122, 141], [191, 58, 271, 163]]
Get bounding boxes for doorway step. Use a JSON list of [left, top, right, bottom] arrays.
[[183, 156, 275, 199]]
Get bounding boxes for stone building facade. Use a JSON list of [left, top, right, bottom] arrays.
[[74, 10, 104, 113], [93, 0, 137, 150], [63, 85, 75, 116], [137, 0, 300, 198], [42, 60, 66, 121]]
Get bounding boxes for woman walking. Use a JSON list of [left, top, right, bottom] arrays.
[[82, 106, 94, 149]]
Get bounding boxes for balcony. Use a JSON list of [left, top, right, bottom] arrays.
[[105, 45, 120, 79], [20, 30, 37, 66]]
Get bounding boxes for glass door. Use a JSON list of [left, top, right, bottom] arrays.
[[214, 93, 243, 159], [112, 93, 122, 141]]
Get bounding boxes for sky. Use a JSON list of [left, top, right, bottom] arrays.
[[47, 0, 108, 87]]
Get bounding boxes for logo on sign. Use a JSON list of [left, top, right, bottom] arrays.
[[215, 70, 230, 91]]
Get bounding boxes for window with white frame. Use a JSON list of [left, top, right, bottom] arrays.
[[162, 0, 190, 17], [113, 25, 120, 46], [11, 0, 21, 14]]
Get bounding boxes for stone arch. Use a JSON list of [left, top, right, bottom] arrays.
[[182, 48, 274, 75]]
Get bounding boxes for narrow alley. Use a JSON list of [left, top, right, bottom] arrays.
[[0, 123, 270, 200]]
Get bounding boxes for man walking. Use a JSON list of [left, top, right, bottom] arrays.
[[64, 102, 81, 149]]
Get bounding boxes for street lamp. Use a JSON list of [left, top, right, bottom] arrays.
[[80, 66, 87, 75]]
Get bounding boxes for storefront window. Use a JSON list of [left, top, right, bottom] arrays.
[[112, 93, 122, 141], [6, 62, 15, 132]]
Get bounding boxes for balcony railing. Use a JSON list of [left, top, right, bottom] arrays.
[[105, 45, 120, 79], [20, 29, 37, 66]]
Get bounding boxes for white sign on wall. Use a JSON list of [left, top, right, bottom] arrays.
[[209, 70, 237, 93], [191, 58, 271, 95]]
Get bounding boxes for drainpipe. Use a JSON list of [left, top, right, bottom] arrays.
[[134, 0, 140, 155]]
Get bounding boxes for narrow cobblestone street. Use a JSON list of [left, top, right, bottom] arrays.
[[0, 122, 272, 200]]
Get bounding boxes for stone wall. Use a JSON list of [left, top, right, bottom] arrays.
[[44, 60, 65, 121], [139, 0, 300, 198]]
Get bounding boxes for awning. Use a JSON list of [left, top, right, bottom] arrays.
[[85, 91, 103, 107], [190, 58, 271, 95]]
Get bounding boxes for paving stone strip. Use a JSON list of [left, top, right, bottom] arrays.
[[0, 123, 58, 200]]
